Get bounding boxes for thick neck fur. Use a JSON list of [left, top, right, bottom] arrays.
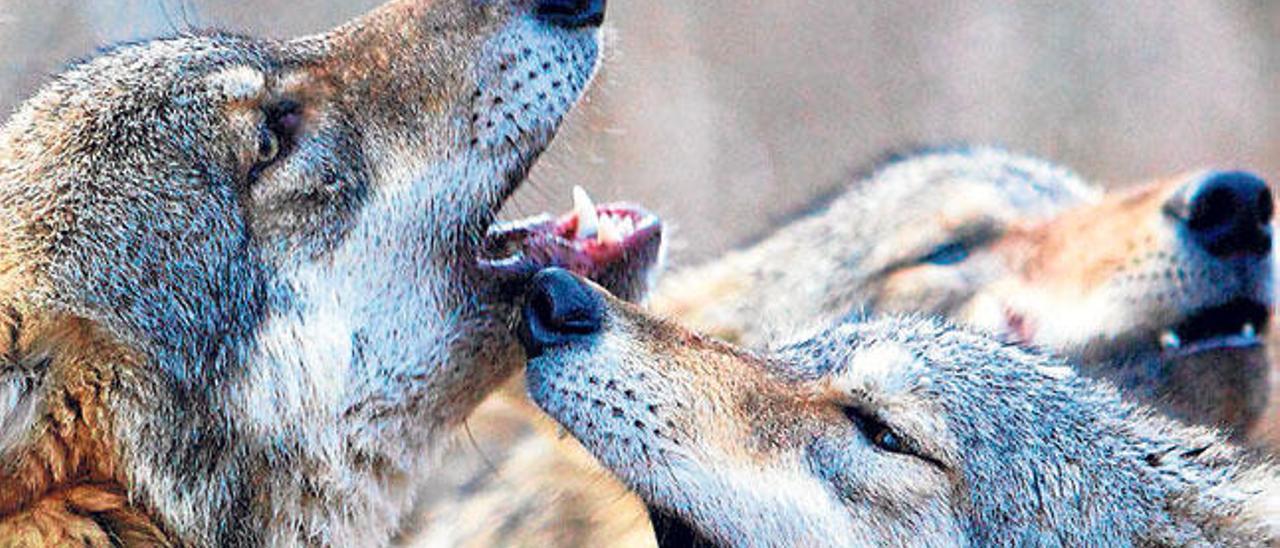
[[1089, 408, 1279, 544], [110, 158, 521, 545]]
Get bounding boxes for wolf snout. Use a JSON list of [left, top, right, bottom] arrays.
[[535, 0, 607, 28], [520, 268, 605, 357], [1166, 171, 1273, 258]]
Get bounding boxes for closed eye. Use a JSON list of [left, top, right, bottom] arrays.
[[921, 242, 970, 266], [917, 222, 1001, 267]]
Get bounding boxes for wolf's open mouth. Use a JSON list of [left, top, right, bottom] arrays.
[[1158, 299, 1270, 357], [479, 186, 662, 282]]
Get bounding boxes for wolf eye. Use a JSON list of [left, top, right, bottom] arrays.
[[249, 100, 303, 181], [921, 242, 970, 266], [872, 428, 903, 453], [842, 406, 908, 455], [917, 223, 1001, 266], [257, 128, 281, 164]]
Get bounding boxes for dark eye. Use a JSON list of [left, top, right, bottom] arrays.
[[256, 128, 281, 164], [842, 406, 909, 455], [872, 428, 903, 453], [921, 242, 970, 266], [249, 100, 303, 180]]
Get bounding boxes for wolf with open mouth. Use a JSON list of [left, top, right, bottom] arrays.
[[0, 0, 662, 544], [661, 147, 1274, 436], [485, 185, 663, 303]]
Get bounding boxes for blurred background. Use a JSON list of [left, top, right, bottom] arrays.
[[1, 1, 1276, 263], [0, 0, 1277, 434]]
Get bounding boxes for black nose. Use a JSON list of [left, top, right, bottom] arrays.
[[535, 0, 607, 28], [520, 268, 605, 357], [1170, 171, 1273, 258]]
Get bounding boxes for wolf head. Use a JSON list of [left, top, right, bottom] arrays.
[[0, 0, 605, 385], [522, 269, 1279, 546], [663, 147, 1273, 434], [0, 0, 662, 544]]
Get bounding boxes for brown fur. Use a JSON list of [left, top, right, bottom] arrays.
[[1006, 178, 1175, 290], [0, 313, 169, 544], [0, 484, 168, 547]]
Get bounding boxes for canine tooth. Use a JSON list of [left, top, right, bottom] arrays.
[[573, 185, 599, 239], [598, 215, 624, 244], [1160, 330, 1182, 350], [1242, 323, 1257, 339]]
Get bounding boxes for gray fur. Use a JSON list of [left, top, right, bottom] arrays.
[[406, 147, 1273, 547], [661, 146, 1272, 435], [0, 1, 627, 544], [528, 284, 1280, 546]]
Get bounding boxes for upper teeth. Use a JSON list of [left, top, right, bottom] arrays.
[[572, 186, 630, 245], [597, 216, 624, 245], [573, 185, 599, 240]]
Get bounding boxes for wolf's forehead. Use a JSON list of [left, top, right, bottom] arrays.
[[787, 323, 936, 400], [863, 149, 1098, 218], [829, 341, 927, 398], [204, 66, 267, 103]]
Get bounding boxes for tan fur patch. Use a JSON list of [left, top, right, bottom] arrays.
[[0, 484, 169, 547], [1008, 179, 1171, 291], [0, 313, 170, 545], [650, 261, 750, 343]]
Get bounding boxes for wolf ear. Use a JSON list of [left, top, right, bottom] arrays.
[[0, 367, 40, 457], [0, 307, 44, 459]]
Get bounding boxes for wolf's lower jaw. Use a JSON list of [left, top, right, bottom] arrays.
[[973, 289, 1270, 361]]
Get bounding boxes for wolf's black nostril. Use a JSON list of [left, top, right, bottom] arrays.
[[1177, 171, 1273, 258], [520, 268, 604, 357], [535, 0, 606, 29]]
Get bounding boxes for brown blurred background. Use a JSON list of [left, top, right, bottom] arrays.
[[1, 1, 1278, 441]]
